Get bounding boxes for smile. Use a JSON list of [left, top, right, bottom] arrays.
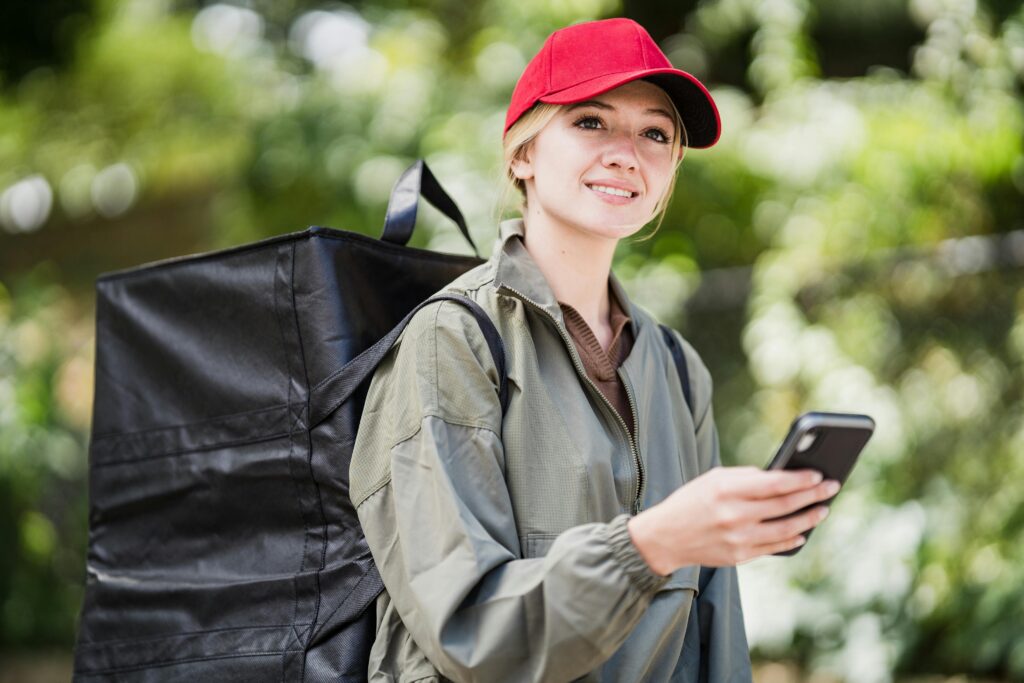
[[586, 184, 637, 199]]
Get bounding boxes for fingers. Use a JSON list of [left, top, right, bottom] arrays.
[[722, 466, 826, 500], [698, 468, 839, 531], [746, 533, 808, 560], [728, 514, 817, 565], [749, 504, 829, 549], [675, 467, 842, 566], [752, 478, 840, 521], [707, 494, 832, 562]]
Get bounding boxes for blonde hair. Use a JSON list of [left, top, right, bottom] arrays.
[[496, 84, 689, 241]]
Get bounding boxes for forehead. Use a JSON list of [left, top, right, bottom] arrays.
[[567, 80, 675, 120]]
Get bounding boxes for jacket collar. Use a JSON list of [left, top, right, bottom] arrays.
[[491, 217, 642, 336]]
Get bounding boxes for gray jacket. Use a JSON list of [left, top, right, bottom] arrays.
[[350, 218, 752, 682]]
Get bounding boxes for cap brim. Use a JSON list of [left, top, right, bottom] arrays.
[[538, 68, 721, 148]]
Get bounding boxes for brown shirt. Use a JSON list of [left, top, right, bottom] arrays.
[[558, 286, 636, 442]]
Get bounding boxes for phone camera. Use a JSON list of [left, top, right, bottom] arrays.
[[796, 431, 818, 453]]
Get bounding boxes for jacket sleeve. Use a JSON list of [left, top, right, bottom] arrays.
[[349, 300, 669, 683], [673, 333, 753, 683]]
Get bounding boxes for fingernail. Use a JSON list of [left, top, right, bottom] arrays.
[[810, 471, 824, 484], [818, 506, 830, 520], [825, 481, 841, 495]]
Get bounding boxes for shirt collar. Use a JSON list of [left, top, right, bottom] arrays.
[[491, 217, 640, 336]]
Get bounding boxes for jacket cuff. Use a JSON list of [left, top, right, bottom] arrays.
[[604, 513, 670, 594]]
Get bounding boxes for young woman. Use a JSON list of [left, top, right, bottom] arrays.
[[350, 17, 839, 682]]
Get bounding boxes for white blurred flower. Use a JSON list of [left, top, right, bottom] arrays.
[[290, 9, 370, 70], [91, 163, 138, 218], [192, 3, 265, 58], [0, 174, 53, 233]]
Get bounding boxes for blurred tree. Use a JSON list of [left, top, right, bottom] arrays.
[[0, 273, 90, 648], [0, 0, 97, 86], [810, 0, 925, 77]]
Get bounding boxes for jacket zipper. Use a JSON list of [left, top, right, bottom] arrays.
[[498, 285, 645, 515]]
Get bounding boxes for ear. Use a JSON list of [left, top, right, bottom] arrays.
[[510, 147, 535, 181]]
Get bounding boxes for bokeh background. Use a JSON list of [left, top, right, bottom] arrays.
[[1, 0, 1023, 680]]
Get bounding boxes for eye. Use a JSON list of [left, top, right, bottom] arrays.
[[572, 114, 605, 130], [644, 127, 671, 144]]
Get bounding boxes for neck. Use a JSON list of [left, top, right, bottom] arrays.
[[520, 207, 617, 325]]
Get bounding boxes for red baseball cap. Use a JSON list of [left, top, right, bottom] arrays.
[[504, 18, 721, 148]]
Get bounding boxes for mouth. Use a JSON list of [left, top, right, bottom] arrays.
[[585, 183, 638, 199]]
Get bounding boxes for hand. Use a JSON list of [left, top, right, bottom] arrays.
[[627, 466, 840, 574]]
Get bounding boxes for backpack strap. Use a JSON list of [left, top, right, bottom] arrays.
[[380, 160, 479, 258], [309, 293, 508, 429], [659, 325, 717, 596], [658, 324, 695, 421]]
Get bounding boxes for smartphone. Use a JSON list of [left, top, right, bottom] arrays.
[[764, 411, 875, 556]]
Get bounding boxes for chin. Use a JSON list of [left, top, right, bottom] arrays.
[[541, 202, 654, 241], [582, 204, 657, 233], [582, 214, 652, 239]]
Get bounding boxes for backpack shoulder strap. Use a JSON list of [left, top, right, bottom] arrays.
[[659, 324, 716, 596], [309, 293, 508, 428], [658, 324, 695, 422], [433, 293, 509, 412]]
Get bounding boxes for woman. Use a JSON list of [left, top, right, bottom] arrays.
[[350, 17, 838, 682]]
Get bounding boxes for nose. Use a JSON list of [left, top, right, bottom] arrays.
[[601, 131, 639, 172]]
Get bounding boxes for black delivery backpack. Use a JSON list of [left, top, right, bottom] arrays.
[[73, 161, 510, 681]]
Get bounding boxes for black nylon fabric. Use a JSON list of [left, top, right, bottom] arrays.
[[658, 324, 693, 413], [73, 163, 503, 681]]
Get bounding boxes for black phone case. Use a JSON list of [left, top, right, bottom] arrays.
[[764, 411, 874, 556]]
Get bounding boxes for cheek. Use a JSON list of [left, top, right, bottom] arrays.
[[534, 143, 590, 189], [641, 152, 675, 197]]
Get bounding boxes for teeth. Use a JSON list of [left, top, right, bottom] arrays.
[[588, 184, 634, 198]]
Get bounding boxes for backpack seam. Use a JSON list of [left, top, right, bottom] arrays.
[[90, 402, 294, 441], [76, 622, 313, 648]]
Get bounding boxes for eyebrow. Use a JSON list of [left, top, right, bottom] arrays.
[[566, 99, 675, 123]]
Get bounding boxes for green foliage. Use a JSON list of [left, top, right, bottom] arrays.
[[0, 274, 90, 648]]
